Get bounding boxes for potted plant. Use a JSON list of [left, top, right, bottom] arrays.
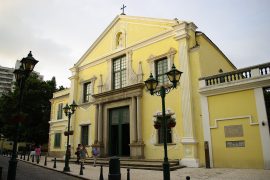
[[64, 130, 74, 136], [154, 121, 161, 129], [64, 131, 69, 136], [168, 118, 176, 128]]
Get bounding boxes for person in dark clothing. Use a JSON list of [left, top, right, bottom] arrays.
[[75, 144, 81, 164]]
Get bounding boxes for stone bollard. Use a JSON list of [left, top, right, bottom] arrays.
[[27, 154, 30, 161], [80, 162, 83, 175], [53, 158, 57, 168], [108, 156, 121, 180], [186, 176, 190, 180], [0, 166, 2, 180], [44, 155, 47, 166], [99, 165, 104, 180], [127, 168, 130, 180]]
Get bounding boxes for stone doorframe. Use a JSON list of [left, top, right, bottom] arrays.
[[92, 83, 145, 159]]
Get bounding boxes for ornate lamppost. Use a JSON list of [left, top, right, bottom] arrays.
[[63, 101, 77, 172], [144, 64, 182, 180], [8, 51, 38, 180]]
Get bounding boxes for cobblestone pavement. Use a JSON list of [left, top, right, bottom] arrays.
[[1, 155, 270, 180]]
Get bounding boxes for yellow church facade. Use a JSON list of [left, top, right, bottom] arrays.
[[48, 15, 270, 169]]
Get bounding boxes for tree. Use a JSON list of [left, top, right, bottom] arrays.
[[0, 74, 57, 145]]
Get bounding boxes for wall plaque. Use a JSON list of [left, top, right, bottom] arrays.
[[226, 140, 245, 148], [224, 125, 243, 137]]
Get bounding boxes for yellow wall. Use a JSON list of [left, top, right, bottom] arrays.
[[198, 35, 235, 77], [208, 90, 263, 168], [80, 17, 173, 67]]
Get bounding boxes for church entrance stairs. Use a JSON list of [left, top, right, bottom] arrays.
[[56, 157, 184, 171]]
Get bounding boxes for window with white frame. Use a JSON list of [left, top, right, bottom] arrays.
[[113, 56, 127, 89], [54, 133, 61, 148], [83, 82, 91, 103], [157, 117, 172, 144], [81, 125, 89, 146], [57, 103, 63, 120], [155, 58, 169, 84]]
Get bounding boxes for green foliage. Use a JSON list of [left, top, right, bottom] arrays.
[[0, 74, 57, 145]]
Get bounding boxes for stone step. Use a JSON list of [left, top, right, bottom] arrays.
[[52, 157, 184, 171]]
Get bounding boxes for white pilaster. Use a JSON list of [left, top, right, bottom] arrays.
[[98, 103, 103, 143], [137, 96, 142, 142], [68, 67, 78, 149], [175, 23, 198, 167], [130, 96, 137, 143], [200, 95, 213, 167], [255, 88, 270, 169], [94, 104, 99, 143]]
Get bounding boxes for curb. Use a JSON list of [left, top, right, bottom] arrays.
[[2, 155, 90, 180]]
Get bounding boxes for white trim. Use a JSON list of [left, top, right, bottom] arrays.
[[255, 88, 270, 169], [210, 115, 258, 129], [49, 119, 68, 124], [181, 137, 198, 144], [200, 95, 213, 167], [180, 158, 199, 167]]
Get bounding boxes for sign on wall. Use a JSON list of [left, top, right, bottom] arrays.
[[224, 125, 243, 137], [226, 140, 245, 148]]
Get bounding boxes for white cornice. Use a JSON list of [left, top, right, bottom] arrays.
[[181, 137, 198, 144], [199, 75, 270, 96], [49, 119, 68, 124]]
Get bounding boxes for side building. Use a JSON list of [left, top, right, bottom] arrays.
[[0, 66, 14, 96], [48, 15, 270, 169]]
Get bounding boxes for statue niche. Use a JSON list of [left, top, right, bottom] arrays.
[[115, 32, 125, 49]]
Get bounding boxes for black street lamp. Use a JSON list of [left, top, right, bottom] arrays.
[[144, 63, 182, 180], [63, 101, 77, 172], [8, 51, 38, 180]]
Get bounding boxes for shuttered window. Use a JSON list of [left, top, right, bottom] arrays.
[[81, 125, 89, 146], [113, 56, 127, 89], [54, 133, 61, 148], [57, 103, 63, 120]]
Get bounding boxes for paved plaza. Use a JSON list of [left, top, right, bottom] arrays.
[[1, 155, 270, 180]]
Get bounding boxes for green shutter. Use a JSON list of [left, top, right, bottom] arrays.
[[54, 133, 61, 148], [81, 125, 89, 145]]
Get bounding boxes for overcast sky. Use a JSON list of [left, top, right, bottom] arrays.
[[0, 0, 269, 87]]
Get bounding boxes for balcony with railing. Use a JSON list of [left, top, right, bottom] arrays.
[[199, 62, 270, 88]]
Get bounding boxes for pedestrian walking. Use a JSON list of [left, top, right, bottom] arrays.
[[35, 145, 41, 163], [75, 144, 81, 164], [91, 146, 99, 167], [30, 144, 35, 161], [80, 145, 89, 168]]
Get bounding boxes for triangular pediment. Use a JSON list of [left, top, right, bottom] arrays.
[[75, 15, 180, 67]]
